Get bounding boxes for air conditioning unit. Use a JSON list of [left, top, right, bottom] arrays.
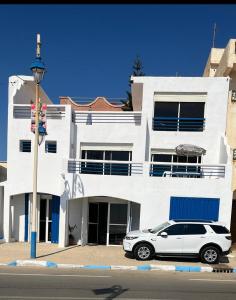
[[232, 90, 236, 102]]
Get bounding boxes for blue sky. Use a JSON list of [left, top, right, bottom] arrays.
[[0, 4, 236, 160]]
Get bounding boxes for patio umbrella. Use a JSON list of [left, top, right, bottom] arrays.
[[175, 144, 206, 156]]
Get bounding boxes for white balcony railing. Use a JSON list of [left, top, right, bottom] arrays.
[[73, 111, 142, 124], [13, 104, 66, 119], [68, 159, 226, 179]]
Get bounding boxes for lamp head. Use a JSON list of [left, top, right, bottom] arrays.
[[30, 57, 46, 83]]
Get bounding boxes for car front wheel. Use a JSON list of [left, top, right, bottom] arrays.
[[200, 246, 220, 264], [134, 243, 154, 261]]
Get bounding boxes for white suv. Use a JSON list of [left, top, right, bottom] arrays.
[[123, 220, 232, 264]]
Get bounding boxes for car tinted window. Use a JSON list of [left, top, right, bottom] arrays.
[[185, 224, 206, 235], [210, 225, 230, 234], [163, 224, 185, 235]]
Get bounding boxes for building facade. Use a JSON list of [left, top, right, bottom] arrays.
[[203, 39, 236, 241], [2, 74, 234, 246]]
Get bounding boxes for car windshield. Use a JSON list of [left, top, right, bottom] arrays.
[[149, 222, 170, 234]]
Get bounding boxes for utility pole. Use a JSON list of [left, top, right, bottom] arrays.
[[30, 34, 46, 258]]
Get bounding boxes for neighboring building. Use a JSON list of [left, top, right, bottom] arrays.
[[0, 162, 7, 239], [3, 74, 233, 247], [203, 39, 236, 241]]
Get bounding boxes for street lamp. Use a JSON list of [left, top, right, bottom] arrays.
[[30, 33, 46, 259]]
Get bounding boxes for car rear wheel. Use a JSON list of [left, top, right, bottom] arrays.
[[134, 243, 154, 261], [200, 246, 220, 264]]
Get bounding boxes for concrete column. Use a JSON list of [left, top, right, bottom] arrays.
[[58, 193, 69, 248], [81, 197, 88, 246], [3, 190, 11, 243]]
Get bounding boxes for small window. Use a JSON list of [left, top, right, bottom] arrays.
[[210, 225, 229, 234], [185, 224, 206, 235], [45, 141, 57, 153], [162, 224, 185, 235], [20, 140, 31, 152]]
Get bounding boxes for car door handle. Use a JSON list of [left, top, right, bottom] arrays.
[[200, 236, 205, 238], [176, 237, 182, 239]]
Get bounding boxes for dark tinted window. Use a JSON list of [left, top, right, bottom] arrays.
[[185, 224, 206, 235], [210, 225, 230, 234], [163, 224, 185, 235], [45, 141, 57, 153], [179, 102, 205, 118], [154, 102, 178, 118], [20, 140, 31, 152]]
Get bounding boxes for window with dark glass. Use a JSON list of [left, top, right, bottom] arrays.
[[45, 141, 57, 153], [184, 224, 206, 235], [179, 102, 205, 131], [20, 140, 31, 152], [151, 153, 201, 177], [210, 225, 230, 234], [81, 150, 131, 176], [161, 224, 186, 235], [153, 102, 205, 132], [109, 204, 127, 245]]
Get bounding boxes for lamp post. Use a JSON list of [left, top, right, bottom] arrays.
[[30, 33, 46, 259]]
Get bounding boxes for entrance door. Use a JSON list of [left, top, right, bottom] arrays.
[[88, 203, 108, 245], [109, 203, 128, 245], [39, 198, 52, 242]]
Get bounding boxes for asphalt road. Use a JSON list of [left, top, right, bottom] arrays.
[[0, 266, 236, 300]]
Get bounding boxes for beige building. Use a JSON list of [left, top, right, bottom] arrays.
[[203, 39, 236, 241]]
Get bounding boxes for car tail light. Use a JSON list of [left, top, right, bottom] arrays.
[[225, 235, 232, 240]]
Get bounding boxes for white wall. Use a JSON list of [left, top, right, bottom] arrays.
[[10, 194, 25, 242], [64, 164, 233, 229], [7, 77, 71, 198]]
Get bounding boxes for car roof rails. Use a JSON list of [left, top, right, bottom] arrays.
[[172, 219, 214, 223]]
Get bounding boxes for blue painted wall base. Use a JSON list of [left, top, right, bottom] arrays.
[[31, 231, 37, 258]]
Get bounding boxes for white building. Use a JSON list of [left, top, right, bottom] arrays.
[[2, 74, 233, 247]]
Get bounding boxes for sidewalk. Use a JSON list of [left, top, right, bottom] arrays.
[[0, 242, 236, 268]]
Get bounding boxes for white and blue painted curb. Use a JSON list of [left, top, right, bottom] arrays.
[[2, 260, 236, 272]]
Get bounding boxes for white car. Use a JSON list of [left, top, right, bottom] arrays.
[[123, 220, 232, 264]]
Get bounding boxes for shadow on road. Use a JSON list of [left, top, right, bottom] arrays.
[[93, 285, 129, 299], [124, 253, 229, 264]]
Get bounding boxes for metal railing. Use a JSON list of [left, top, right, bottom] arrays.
[[13, 104, 66, 119], [152, 117, 205, 132], [73, 111, 142, 124], [68, 160, 226, 179], [68, 159, 143, 176], [149, 162, 225, 178]]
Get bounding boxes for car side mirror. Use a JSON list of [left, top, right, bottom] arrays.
[[160, 232, 168, 238]]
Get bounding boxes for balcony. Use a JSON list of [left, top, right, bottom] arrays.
[[68, 160, 226, 179], [149, 162, 225, 179], [152, 117, 205, 132], [68, 159, 143, 176]]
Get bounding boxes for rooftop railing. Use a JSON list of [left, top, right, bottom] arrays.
[[152, 117, 205, 132], [73, 111, 142, 124], [13, 104, 66, 119]]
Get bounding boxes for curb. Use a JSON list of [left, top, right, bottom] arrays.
[[3, 260, 236, 273]]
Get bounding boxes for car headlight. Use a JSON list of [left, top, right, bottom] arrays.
[[125, 236, 138, 240]]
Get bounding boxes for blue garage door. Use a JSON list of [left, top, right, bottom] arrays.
[[169, 197, 220, 221], [51, 196, 60, 243]]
